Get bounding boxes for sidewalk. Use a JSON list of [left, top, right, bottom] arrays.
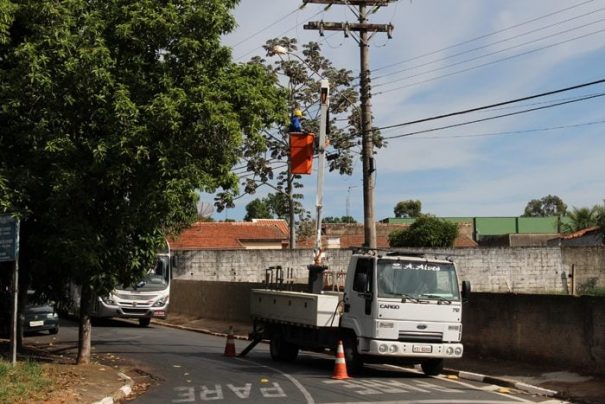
[[153, 315, 605, 404]]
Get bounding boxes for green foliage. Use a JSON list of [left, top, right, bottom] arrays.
[[561, 205, 602, 234], [522, 195, 567, 217], [0, 1, 285, 304], [323, 216, 357, 223], [394, 200, 422, 218], [231, 37, 382, 229], [244, 198, 273, 221], [388, 216, 458, 248]]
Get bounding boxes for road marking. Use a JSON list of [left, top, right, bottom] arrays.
[[226, 383, 251, 399], [236, 357, 315, 404]]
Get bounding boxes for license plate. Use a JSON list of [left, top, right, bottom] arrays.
[[413, 345, 432, 353], [29, 320, 44, 327]]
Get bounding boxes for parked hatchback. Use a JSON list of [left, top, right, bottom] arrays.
[[0, 290, 59, 336]]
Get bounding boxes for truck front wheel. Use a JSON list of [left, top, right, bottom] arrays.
[[270, 334, 298, 362], [138, 318, 151, 327], [421, 358, 444, 376], [343, 337, 363, 374]]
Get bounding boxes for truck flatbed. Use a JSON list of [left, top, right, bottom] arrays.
[[250, 289, 342, 328]]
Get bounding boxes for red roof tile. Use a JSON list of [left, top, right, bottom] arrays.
[[170, 221, 289, 250], [561, 226, 600, 240]]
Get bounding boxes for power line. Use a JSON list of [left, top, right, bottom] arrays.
[[372, 7, 605, 84], [377, 78, 605, 131], [402, 119, 605, 141], [230, 7, 301, 49], [235, 8, 326, 62], [382, 92, 605, 140], [371, 0, 595, 75], [376, 26, 605, 95]]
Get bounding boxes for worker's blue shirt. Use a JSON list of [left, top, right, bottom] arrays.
[[290, 117, 302, 132]]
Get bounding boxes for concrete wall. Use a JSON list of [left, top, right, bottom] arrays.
[[463, 293, 605, 374], [173, 249, 353, 284], [562, 247, 605, 293], [173, 246, 605, 294], [168, 281, 605, 374]]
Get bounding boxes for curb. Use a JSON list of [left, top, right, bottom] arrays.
[[92, 371, 134, 404], [443, 368, 559, 398], [152, 320, 560, 399]]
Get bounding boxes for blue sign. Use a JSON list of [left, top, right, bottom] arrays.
[[0, 215, 18, 262]]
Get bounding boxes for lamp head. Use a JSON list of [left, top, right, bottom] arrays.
[[272, 45, 288, 55]]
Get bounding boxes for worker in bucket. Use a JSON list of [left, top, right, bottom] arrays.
[[289, 108, 303, 132]]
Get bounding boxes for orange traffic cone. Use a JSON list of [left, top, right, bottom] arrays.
[[331, 340, 350, 379], [224, 326, 236, 357]]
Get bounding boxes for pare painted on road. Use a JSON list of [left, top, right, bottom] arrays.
[[172, 383, 286, 402]]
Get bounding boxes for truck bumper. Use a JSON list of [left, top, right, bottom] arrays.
[[363, 339, 463, 359]]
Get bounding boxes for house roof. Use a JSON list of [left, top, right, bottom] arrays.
[[170, 221, 289, 250], [560, 226, 600, 240]]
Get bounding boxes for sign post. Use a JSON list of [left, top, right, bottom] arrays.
[[0, 215, 20, 366]]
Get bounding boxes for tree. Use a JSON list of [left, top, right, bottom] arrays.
[[1, 0, 285, 364], [220, 37, 383, 246], [561, 206, 599, 233], [244, 198, 273, 221], [522, 195, 567, 217], [388, 216, 458, 248], [394, 200, 422, 218]]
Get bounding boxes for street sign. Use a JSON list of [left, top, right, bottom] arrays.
[[0, 215, 18, 262]]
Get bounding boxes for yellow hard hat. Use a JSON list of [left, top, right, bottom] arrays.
[[293, 109, 303, 117]]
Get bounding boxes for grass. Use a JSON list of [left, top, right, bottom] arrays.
[[0, 358, 53, 403]]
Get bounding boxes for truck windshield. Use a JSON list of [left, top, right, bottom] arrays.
[[377, 259, 460, 301], [119, 256, 169, 292]]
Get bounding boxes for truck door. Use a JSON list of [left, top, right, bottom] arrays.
[[342, 257, 375, 337]]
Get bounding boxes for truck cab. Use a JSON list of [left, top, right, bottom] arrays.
[[340, 251, 469, 375]]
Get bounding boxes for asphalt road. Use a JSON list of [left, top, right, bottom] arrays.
[[51, 319, 566, 404]]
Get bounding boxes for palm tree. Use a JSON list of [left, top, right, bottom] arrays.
[[561, 206, 598, 233]]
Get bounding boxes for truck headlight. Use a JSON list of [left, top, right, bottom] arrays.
[[153, 296, 167, 307], [102, 296, 115, 305]]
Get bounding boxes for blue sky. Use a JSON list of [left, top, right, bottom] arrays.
[[205, 0, 605, 222]]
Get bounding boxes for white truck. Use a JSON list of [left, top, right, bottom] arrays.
[[245, 250, 470, 376]]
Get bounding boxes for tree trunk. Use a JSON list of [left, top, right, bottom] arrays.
[[76, 285, 93, 364]]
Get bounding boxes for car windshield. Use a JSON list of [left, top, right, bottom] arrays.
[[377, 259, 460, 301], [119, 256, 169, 292]]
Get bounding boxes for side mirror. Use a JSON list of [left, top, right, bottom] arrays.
[[461, 280, 471, 300]]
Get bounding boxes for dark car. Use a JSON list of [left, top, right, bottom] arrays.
[[0, 291, 59, 336]]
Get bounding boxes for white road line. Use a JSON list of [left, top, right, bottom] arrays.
[[236, 357, 315, 404]]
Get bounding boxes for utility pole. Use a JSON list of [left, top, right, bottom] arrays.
[[304, 0, 394, 249]]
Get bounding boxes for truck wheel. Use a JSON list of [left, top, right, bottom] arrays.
[[343, 337, 363, 374], [421, 358, 444, 376], [270, 334, 298, 362], [138, 318, 151, 327]]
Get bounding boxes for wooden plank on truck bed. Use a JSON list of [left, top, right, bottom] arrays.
[[250, 289, 341, 328]]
